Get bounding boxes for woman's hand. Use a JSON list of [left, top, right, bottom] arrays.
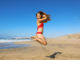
[[42, 14, 47, 18], [38, 15, 47, 22]]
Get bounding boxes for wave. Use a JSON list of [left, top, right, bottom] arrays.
[[0, 39, 31, 43]]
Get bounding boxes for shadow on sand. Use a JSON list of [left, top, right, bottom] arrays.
[[46, 52, 62, 58]]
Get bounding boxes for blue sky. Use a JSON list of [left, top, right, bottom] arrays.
[[0, 0, 80, 38]]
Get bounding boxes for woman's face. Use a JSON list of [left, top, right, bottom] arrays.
[[36, 13, 41, 19]]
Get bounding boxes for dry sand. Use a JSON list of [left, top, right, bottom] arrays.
[[0, 34, 80, 60]]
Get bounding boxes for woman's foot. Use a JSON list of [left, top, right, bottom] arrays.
[[32, 37, 37, 41], [31, 36, 34, 39], [31, 36, 37, 41], [31, 36, 47, 45]]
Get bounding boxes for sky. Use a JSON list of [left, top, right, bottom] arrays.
[[0, 0, 80, 38]]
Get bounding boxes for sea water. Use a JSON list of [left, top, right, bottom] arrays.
[[0, 38, 31, 49]]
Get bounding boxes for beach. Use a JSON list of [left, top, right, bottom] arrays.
[[0, 34, 80, 60]]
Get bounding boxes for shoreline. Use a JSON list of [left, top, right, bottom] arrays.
[[0, 42, 31, 49]]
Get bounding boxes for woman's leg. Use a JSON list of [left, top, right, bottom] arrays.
[[35, 34, 47, 45], [35, 37, 47, 45], [31, 35, 47, 45]]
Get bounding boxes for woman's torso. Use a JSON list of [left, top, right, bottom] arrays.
[[37, 21, 44, 33]]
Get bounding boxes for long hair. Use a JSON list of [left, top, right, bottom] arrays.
[[36, 11, 51, 22]]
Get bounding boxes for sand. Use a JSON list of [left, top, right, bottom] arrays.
[[0, 34, 80, 60]]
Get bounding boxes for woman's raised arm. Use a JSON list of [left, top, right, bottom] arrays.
[[38, 15, 47, 22]]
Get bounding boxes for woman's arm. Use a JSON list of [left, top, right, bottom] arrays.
[[38, 15, 47, 22]]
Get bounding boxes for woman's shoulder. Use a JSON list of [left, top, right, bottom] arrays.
[[37, 20, 42, 23], [37, 20, 43, 25]]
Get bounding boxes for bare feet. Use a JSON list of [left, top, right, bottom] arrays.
[[31, 36, 47, 45], [31, 36, 37, 41]]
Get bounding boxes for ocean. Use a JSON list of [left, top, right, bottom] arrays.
[[0, 38, 31, 49]]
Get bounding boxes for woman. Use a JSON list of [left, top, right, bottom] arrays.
[[31, 11, 51, 45]]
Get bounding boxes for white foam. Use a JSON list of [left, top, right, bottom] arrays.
[[0, 39, 31, 43]]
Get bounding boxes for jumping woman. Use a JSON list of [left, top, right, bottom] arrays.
[[31, 11, 51, 45]]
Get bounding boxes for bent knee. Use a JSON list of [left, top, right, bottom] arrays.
[[43, 42, 47, 45]]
